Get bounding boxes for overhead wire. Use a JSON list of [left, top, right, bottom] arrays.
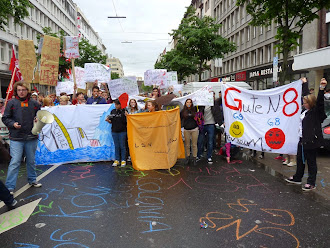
[[111, 0, 125, 32]]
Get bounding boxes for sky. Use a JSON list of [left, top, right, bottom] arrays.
[[74, 0, 192, 78]]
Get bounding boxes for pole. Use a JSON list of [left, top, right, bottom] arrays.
[[71, 58, 77, 87], [4, 67, 17, 108]]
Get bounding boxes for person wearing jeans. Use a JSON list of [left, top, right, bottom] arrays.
[[106, 99, 127, 167], [0, 180, 17, 209], [197, 102, 223, 164], [2, 81, 42, 194]]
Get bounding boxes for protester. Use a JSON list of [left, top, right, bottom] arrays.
[[49, 94, 56, 104], [0, 180, 17, 209], [106, 99, 127, 167], [31, 92, 38, 101], [126, 99, 140, 114], [145, 100, 159, 112], [59, 95, 70, 105], [43, 97, 54, 107], [219, 142, 240, 163], [72, 92, 86, 105], [38, 93, 45, 106], [87, 86, 107, 104], [181, 99, 198, 166], [2, 81, 42, 194], [196, 100, 223, 164], [282, 155, 296, 167], [0, 98, 5, 115], [151, 88, 160, 99], [309, 88, 314, 94], [285, 78, 328, 191]]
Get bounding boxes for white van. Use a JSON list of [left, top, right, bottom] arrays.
[[181, 81, 252, 95]]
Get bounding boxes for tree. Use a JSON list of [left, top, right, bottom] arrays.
[[75, 38, 107, 67], [0, 0, 32, 31], [237, 0, 330, 85], [111, 72, 120, 79], [154, 48, 198, 81], [171, 6, 236, 81]]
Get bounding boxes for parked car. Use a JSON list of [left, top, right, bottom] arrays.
[[322, 99, 330, 150]]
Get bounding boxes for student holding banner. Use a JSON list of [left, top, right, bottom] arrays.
[[181, 99, 199, 166], [106, 99, 127, 167], [86, 86, 107, 104], [145, 101, 159, 112], [285, 78, 328, 191]]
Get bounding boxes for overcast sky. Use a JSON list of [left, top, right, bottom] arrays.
[[74, 0, 192, 78]]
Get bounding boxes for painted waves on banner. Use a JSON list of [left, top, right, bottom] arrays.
[[222, 80, 302, 155], [35, 104, 115, 165]]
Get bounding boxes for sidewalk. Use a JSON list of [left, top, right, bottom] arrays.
[[248, 150, 330, 203]]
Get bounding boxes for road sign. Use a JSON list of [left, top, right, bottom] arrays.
[[273, 57, 278, 82]]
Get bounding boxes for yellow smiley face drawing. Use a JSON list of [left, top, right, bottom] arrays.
[[230, 121, 244, 138]]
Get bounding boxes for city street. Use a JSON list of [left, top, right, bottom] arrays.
[[1, 155, 329, 248]]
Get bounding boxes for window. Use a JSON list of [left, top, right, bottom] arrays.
[[241, 55, 244, 69], [259, 48, 264, 64], [260, 26, 263, 35], [241, 29, 244, 45], [0, 42, 5, 62], [246, 26, 250, 41], [328, 23, 330, 46], [246, 53, 250, 67], [267, 45, 271, 62], [253, 26, 256, 38]]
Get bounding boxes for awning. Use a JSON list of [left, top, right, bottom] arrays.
[[293, 46, 330, 71]]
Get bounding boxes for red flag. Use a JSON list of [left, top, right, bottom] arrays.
[[6, 45, 23, 101]]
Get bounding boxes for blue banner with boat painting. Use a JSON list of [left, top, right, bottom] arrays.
[[35, 104, 115, 165]]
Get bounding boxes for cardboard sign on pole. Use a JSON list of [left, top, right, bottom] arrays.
[[18, 40, 37, 83]]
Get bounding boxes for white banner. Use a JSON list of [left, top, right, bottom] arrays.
[[56, 81, 74, 96], [64, 36, 80, 59], [222, 81, 302, 154], [36, 104, 115, 165], [108, 77, 139, 99], [71, 67, 86, 89], [84, 63, 111, 83]]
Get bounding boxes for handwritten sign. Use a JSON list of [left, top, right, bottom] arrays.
[[144, 69, 167, 87], [84, 63, 111, 83], [71, 67, 86, 89], [39, 35, 61, 86], [222, 80, 302, 154], [18, 40, 37, 83], [56, 81, 74, 96], [108, 77, 139, 99], [166, 71, 178, 87], [64, 36, 80, 59]]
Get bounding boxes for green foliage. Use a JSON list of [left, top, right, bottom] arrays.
[[170, 6, 236, 81], [140, 83, 153, 93], [237, 0, 330, 84], [111, 72, 120, 79], [0, 0, 32, 31], [75, 38, 107, 67], [154, 48, 198, 81]]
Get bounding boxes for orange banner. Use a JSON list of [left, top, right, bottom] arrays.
[[39, 35, 61, 86], [127, 108, 185, 171]]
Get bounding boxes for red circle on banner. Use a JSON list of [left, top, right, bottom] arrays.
[[265, 128, 286, 149]]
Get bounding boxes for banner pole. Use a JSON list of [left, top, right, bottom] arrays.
[[4, 66, 17, 108], [72, 58, 77, 87]]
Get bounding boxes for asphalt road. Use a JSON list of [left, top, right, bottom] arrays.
[[0, 156, 330, 248]]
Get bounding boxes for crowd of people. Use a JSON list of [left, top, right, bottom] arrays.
[[0, 77, 328, 210]]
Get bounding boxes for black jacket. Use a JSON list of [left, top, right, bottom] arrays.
[[2, 97, 40, 141], [197, 99, 224, 125], [180, 107, 198, 130], [108, 109, 127, 133], [301, 90, 327, 149]]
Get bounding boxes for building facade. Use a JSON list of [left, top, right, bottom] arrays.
[[107, 57, 124, 78], [181, 0, 330, 90]]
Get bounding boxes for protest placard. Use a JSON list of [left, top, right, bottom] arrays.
[[108, 77, 139, 99], [144, 69, 167, 87], [84, 63, 111, 83], [222, 80, 302, 154], [39, 35, 61, 86], [166, 71, 178, 86], [56, 81, 74, 96], [70, 67, 86, 89], [18, 40, 37, 83], [64, 36, 80, 59]]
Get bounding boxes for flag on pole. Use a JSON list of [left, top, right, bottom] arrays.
[[6, 45, 23, 100]]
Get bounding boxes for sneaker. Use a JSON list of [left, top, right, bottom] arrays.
[[30, 181, 42, 187], [258, 154, 264, 159], [287, 162, 296, 167], [127, 156, 131, 162], [7, 199, 17, 209], [274, 156, 283, 160], [121, 161, 126, 167], [302, 184, 316, 191], [112, 160, 119, 167], [282, 159, 289, 165], [285, 177, 302, 185], [9, 190, 14, 195], [196, 157, 201, 162], [207, 158, 213, 164]]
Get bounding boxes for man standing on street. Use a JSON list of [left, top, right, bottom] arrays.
[[86, 86, 107, 104], [2, 81, 42, 194]]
